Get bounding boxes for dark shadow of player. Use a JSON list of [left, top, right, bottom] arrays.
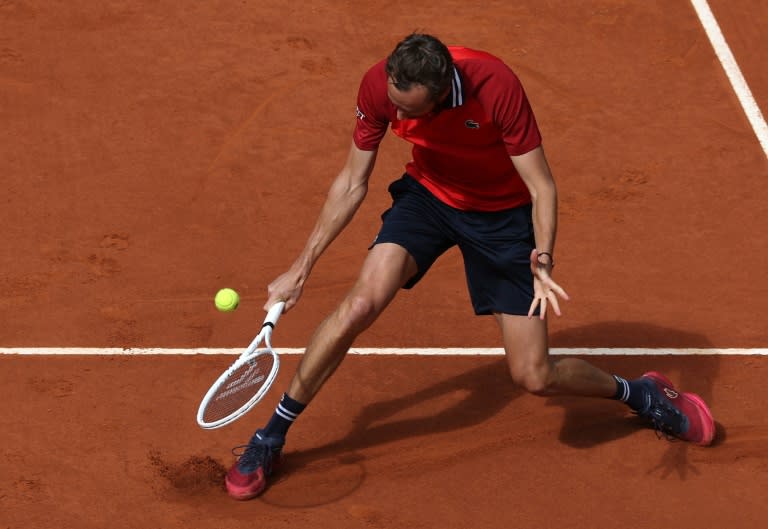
[[281, 357, 523, 472], [546, 320, 725, 480]]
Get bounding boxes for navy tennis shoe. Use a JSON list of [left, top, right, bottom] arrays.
[[636, 371, 715, 446], [225, 429, 284, 500]]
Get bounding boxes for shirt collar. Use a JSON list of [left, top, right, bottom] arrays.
[[440, 66, 464, 110], [450, 65, 464, 107]]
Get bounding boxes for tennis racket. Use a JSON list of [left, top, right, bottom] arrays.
[[196, 301, 285, 429]]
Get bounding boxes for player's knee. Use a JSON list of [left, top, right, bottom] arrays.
[[508, 364, 551, 396], [340, 294, 379, 331]]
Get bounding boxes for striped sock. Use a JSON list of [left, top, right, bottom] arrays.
[[262, 393, 306, 438], [612, 375, 648, 411]]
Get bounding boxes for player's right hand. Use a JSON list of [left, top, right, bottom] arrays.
[[265, 267, 306, 312]]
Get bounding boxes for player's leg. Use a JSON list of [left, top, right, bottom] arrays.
[[497, 314, 714, 445], [288, 174, 455, 404], [457, 203, 715, 446], [495, 312, 615, 397], [287, 241, 417, 403], [226, 174, 455, 500], [226, 242, 416, 500]]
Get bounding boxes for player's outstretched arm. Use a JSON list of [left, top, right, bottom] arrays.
[[511, 145, 570, 319], [265, 142, 378, 311]]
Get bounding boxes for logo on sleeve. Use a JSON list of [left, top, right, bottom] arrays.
[[356, 106, 366, 120]]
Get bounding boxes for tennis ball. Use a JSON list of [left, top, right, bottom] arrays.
[[214, 288, 239, 312]]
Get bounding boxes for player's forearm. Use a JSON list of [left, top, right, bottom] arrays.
[[511, 147, 559, 256], [293, 172, 368, 278], [531, 180, 558, 254]]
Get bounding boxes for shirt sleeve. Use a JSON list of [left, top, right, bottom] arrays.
[[352, 61, 391, 151], [485, 63, 542, 156]]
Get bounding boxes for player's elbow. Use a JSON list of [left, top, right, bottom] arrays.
[[331, 169, 368, 204]]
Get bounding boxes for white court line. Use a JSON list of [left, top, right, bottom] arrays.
[[690, 0, 768, 157], [0, 348, 766, 355]]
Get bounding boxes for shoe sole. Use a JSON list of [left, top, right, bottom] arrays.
[[642, 371, 715, 446], [226, 479, 266, 501]]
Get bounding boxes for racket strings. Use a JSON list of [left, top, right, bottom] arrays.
[[201, 352, 275, 424]]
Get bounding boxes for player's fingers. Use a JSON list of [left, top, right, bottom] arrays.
[[289, 292, 304, 310], [265, 287, 280, 311], [539, 296, 548, 320], [283, 291, 303, 312], [527, 297, 539, 319], [547, 279, 570, 301], [276, 297, 290, 312], [548, 291, 562, 316], [266, 293, 290, 312]]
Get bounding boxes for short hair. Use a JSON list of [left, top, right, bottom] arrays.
[[385, 33, 453, 101]]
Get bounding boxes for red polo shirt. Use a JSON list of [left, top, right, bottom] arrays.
[[353, 46, 542, 211]]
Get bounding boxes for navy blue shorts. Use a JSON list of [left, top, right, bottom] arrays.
[[371, 174, 537, 316]]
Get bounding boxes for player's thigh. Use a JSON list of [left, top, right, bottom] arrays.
[[495, 312, 549, 377], [374, 175, 455, 288], [349, 242, 419, 310], [458, 204, 535, 316]]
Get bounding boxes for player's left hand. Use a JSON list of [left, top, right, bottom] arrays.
[[528, 249, 570, 320]]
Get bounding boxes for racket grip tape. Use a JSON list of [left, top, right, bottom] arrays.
[[263, 301, 286, 327]]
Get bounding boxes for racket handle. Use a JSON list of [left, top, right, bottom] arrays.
[[263, 301, 286, 329]]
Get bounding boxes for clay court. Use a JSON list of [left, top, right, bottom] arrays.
[[2, 1, 767, 528]]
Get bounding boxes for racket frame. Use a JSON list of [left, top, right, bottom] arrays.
[[196, 301, 285, 429]]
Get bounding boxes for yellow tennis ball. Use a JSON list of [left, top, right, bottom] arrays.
[[214, 288, 239, 312]]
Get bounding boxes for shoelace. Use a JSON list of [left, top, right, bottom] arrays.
[[650, 417, 681, 442], [646, 400, 685, 441], [232, 442, 274, 473]]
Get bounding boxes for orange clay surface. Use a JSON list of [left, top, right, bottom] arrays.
[[1, 1, 767, 528]]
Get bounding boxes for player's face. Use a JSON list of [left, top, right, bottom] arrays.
[[387, 79, 437, 120]]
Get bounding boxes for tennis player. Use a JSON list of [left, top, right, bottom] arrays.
[[225, 33, 715, 500]]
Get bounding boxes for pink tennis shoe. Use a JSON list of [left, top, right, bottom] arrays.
[[638, 371, 715, 446], [225, 430, 284, 500]]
